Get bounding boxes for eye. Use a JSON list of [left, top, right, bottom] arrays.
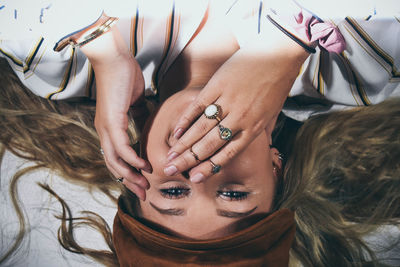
[[160, 187, 190, 199], [217, 190, 249, 201]]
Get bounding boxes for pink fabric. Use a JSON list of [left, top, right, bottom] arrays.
[[293, 10, 346, 53]]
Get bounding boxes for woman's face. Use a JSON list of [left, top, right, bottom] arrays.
[[139, 88, 281, 239]]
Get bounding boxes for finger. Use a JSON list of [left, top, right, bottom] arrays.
[[102, 154, 121, 179], [167, 110, 222, 161], [188, 131, 253, 183], [172, 90, 219, 140], [108, 127, 152, 173], [101, 134, 150, 189], [165, 116, 239, 176], [123, 179, 147, 201], [103, 151, 150, 190]]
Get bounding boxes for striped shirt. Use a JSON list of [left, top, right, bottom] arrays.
[[1, 0, 399, 120], [0, 0, 208, 99], [227, 0, 400, 120]]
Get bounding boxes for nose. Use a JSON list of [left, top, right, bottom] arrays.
[[180, 189, 226, 239]]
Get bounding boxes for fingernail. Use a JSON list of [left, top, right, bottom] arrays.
[[164, 165, 178, 176], [173, 128, 184, 139], [143, 180, 151, 190], [190, 173, 205, 183], [142, 165, 153, 173], [167, 151, 179, 162]]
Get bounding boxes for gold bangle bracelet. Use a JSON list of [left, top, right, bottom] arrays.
[[72, 17, 118, 48], [54, 13, 118, 52]]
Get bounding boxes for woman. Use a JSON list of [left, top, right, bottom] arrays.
[[1, 1, 400, 265], [5, 0, 397, 198], [2, 0, 399, 200], [1, 56, 400, 266]]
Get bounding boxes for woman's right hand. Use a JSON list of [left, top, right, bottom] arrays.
[[81, 25, 151, 200]]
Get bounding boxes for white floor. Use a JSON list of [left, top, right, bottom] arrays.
[[1, 150, 399, 266], [0, 150, 118, 267]]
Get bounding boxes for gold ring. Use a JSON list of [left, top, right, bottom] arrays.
[[190, 147, 201, 162], [204, 104, 222, 122]]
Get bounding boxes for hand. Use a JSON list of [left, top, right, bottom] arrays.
[[164, 33, 309, 183], [81, 25, 151, 200]]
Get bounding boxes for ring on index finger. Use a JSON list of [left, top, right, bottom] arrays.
[[204, 104, 222, 122]]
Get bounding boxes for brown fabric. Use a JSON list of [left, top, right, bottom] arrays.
[[113, 197, 295, 267]]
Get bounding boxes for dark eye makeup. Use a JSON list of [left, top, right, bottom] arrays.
[[217, 190, 249, 201], [160, 187, 190, 199], [159, 186, 249, 201]]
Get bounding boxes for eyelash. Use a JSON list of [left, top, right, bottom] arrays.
[[217, 190, 249, 201], [160, 187, 190, 199], [159, 187, 249, 201]]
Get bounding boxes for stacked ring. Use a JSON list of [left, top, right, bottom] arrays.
[[100, 148, 104, 155], [204, 104, 222, 122], [204, 104, 233, 141]]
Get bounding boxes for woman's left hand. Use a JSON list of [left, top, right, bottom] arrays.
[[164, 33, 309, 183]]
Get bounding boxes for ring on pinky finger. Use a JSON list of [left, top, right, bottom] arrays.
[[209, 160, 221, 174]]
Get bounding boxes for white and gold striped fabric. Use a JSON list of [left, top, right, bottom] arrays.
[[283, 3, 400, 120], [0, 0, 208, 100], [226, 0, 400, 121], [1, 0, 399, 121]]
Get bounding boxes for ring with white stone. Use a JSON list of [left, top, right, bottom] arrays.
[[204, 104, 222, 122]]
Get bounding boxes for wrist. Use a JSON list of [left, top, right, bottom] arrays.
[[54, 12, 118, 52], [80, 24, 133, 67]]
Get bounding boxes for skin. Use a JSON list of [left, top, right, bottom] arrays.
[[165, 2, 309, 183], [81, 3, 240, 199], [82, 1, 308, 200], [138, 88, 282, 239]]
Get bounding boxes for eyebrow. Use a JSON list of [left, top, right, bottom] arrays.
[[216, 206, 258, 218], [150, 202, 185, 216], [150, 202, 257, 218]]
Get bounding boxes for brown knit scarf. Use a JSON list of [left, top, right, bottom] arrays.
[[113, 197, 295, 267]]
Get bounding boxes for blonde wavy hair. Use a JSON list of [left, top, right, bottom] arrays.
[[0, 58, 399, 266]]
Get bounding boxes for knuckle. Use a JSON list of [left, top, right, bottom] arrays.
[[224, 146, 239, 161], [252, 120, 264, 134], [208, 135, 222, 151], [175, 138, 190, 150], [237, 108, 250, 121], [180, 115, 192, 126], [179, 153, 193, 169], [196, 119, 210, 133], [198, 137, 220, 158], [107, 157, 120, 170], [194, 98, 207, 111]]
